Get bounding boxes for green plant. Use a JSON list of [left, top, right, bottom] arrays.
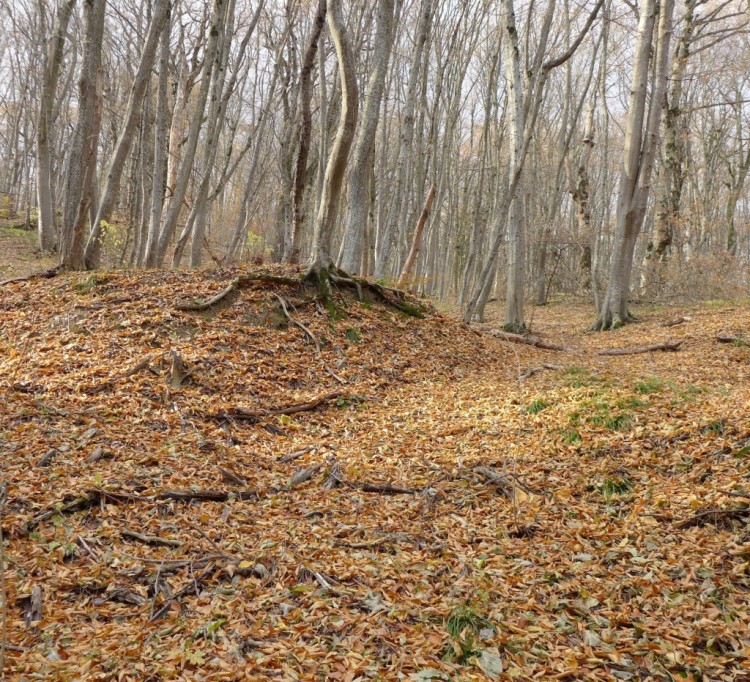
[[634, 377, 662, 394], [444, 604, 494, 664], [527, 398, 550, 414], [345, 327, 361, 343], [561, 427, 582, 444], [599, 477, 633, 500]]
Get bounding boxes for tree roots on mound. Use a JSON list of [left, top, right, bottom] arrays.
[[304, 263, 426, 318]]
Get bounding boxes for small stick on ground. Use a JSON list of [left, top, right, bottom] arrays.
[[357, 483, 415, 495], [519, 364, 562, 380], [121, 529, 182, 548], [598, 340, 683, 356], [717, 334, 747, 345], [150, 564, 216, 621], [675, 507, 750, 529], [217, 465, 247, 486], [157, 489, 258, 503], [662, 316, 690, 328], [278, 446, 314, 464]]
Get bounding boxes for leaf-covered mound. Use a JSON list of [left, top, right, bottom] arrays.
[[1, 270, 749, 681]]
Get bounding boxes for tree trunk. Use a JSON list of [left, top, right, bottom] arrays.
[[59, 0, 106, 271], [307, 0, 358, 289], [398, 183, 435, 288], [84, 0, 171, 268], [339, 0, 397, 274], [287, 0, 327, 265], [593, 0, 674, 330], [36, 0, 76, 252]]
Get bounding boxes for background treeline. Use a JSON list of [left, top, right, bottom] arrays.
[[0, 0, 748, 327]]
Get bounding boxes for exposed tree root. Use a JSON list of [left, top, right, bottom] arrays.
[[213, 391, 342, 422], [175, 277, 239, 311], [598, 340, 682, 356], [0, 267, 59, 287]]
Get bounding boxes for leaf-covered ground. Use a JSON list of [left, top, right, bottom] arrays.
[[1, 269, 749, 681]]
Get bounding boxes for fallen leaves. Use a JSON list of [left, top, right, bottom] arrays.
[[0, 268, 749, 680]]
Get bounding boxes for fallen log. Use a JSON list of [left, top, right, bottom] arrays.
[[717, 334, 747, 345], [216, 391, 342, 422], [598, 340, 682, 356], [478, 327, 578, 352], [1, 266, 59, 287]]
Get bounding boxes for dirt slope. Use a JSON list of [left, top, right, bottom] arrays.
[[1, 269, 749, 681]]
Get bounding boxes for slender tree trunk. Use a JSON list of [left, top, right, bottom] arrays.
[[307, 0, 358, 287], [84, 0, 170, 268], [36, 0, 76, 252], [398, 183, 435, 288]]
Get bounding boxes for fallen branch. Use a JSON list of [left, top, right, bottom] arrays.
[[121, 530, 181, 548], [278, 446, 314, 464], [519, 363, 562, 381], [357, 483, 415, 495], [662, 316, 691, 328], [717, 334, 748, 345], [474, 466, 517, 501], [289, 463, 322, 488], [675, 507, 750, 529], [175, 277, 239, 311], [478, 327, 578, 352], [0, 267, 59, 287], [157, 489, 257, 503], [36, 448, 58, 468], [598, 340, 682, 356], [86, 354, 159, 394], [216, 391, 342, 422]]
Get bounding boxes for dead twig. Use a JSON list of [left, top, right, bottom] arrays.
[[289, 463, 322, 488], [717, 334, 747, 345], [357, 482, 415, 495], [158, 489, 257, 503], [278, 446, 314, 464], [0, 266, 59, 287], [519, 363, 562, 380], [120, 529, 182, 548], [149, 564, 216, 621], [217, 465, 247, 486]]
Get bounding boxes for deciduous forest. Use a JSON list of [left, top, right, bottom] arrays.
[[0, 0, 749, 680]]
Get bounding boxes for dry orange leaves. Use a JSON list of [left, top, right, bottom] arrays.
[[0, 268, 749, 680]]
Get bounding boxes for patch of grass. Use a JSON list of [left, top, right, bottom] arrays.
[[634, 377, 662, 395], [701, 419, 727, 435], [75, 272, 109, 294], [560, 365, 611, 389], [527, 398, 550, 414], [615, 395, 646, 410], [561, 427, 582, 444], [345, 327, 361, 343], [444, 604, 495, 664], [599, 477, 634, 500]]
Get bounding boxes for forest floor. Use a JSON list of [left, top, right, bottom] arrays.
[[0, 224, 56, 282], [1, 267, 749, 681]]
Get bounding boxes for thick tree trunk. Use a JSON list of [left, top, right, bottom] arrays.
[[287, 0, 327, 265], [339, 0, 397, 274], [594, 0, 674, 330], [59, 0, 105, 271]]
